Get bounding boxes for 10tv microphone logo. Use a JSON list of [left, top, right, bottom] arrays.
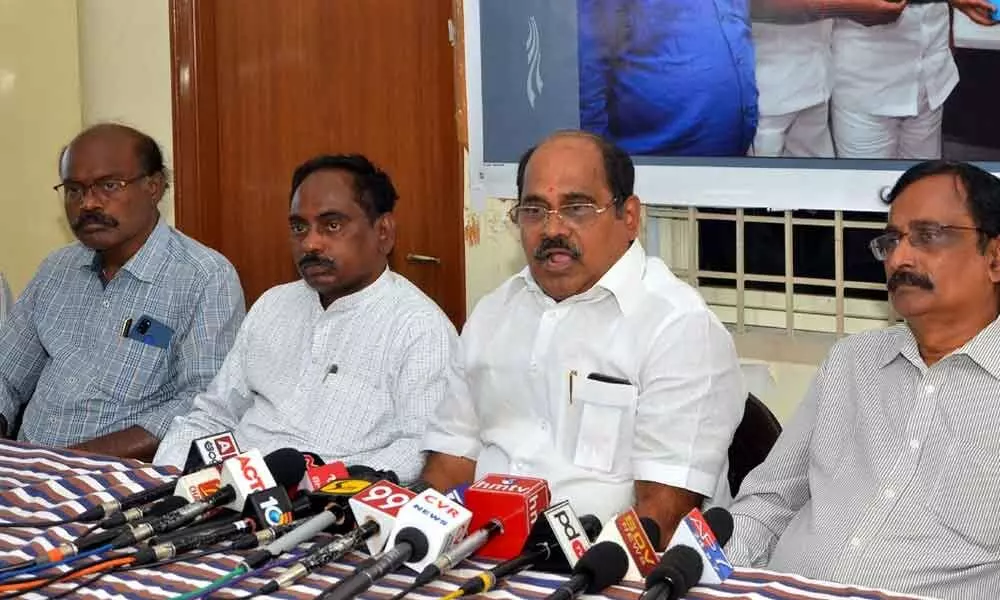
[[249, 488, 294, 527]]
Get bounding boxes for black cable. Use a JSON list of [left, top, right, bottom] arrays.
[[0, 521, 103, 575], [46, 569, 112, 600], [0, 517, 78, 529], [118, 547, 227, 572], [0, 550, 133, 599]]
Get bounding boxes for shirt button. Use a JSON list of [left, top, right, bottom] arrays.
[[883, 489, 896, 500], [540, 422, 549, 432], [924, 384, 935, 394], [850, 537, 861, 548], [529, 362, 538, 371], [910, 439, 920, 450], [101, 300, 110, 308], [67, 377, 77, 385]]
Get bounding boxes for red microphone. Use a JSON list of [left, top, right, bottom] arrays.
[[463, 474, 551, 560]]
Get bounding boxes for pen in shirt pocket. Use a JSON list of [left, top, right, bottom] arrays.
[[120, 318, 133, 338]]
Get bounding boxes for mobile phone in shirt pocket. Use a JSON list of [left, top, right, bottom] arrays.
[[127, 315, 174, 350], [563, 372, 637, 474]]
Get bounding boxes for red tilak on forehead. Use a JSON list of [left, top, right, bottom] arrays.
[[547, 186, 555, 194]]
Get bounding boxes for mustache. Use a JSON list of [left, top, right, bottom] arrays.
[[72, 211, 118, 231], [298, 254, 336, 271], [887, 269, 934, 292], [533, 236, 582, 261]]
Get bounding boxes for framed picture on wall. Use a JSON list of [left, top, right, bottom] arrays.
[[464, 0, 1000, 211]]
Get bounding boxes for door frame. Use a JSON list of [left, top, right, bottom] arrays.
[[167, 0, 468, 325]]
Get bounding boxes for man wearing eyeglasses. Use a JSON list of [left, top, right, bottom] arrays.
[[421, 130, 746, 540], [726, 161, 1000, 597], [0, 124, 244, 460]]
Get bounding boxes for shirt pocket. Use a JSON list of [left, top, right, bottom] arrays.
[[927, 438, 1000, 549], [95, 337, 169, 401], [560, 375, 638, 476]]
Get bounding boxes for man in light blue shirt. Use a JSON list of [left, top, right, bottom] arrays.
[[0, 124, 244, 460]]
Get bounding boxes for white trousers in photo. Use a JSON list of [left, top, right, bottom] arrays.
[[750, 102, 835, 158], [832, 90, 944, 159]]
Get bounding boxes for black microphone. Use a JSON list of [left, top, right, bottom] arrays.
[[317, 527, 429, 600], [99, 495, 189, 529], [704, 507, 734, 546], [110, 449, 305, 549], [36, 496, 190, 567], [450, 514, 603, 598], [640, 546, 704, 600], [543, 541, 629, 600], [131, 517, 259, 566], [75, 479, 176, 523]]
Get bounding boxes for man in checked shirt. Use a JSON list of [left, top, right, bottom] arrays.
[[727, 160, 1000, 598], [0, 124, 245, 460]]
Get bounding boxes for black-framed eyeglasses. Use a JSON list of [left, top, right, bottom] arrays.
[[54, 174, 148, 203], [508, 201, 618, 228], [869, 222, 984, 261]]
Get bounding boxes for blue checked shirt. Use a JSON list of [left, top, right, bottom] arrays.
[[0, 220, 245, 447]]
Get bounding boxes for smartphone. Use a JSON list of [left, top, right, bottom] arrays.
[[126, 315, 174, 350]]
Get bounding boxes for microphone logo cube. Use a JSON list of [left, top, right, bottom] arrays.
[[542, 500, 592, 569], [685, 510, 733, 580], [387, 489, 473, 572], [184, 430, 241, 472], [466, 474, 551, 560], [247, 487, 294, 527], [349, 481, 417, 554]]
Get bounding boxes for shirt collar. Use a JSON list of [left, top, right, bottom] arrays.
[[878, 316, 1000, 379], [318, 266, 392, 313], [509, 240, 647, 316], [77, 218, 172, 284]]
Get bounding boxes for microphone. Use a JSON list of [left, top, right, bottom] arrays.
[[172, 464, 224, 503], [661, 507, 734, 586], [318, 489, 472, 600], [100, 495, 191, 529], [318, 526, 430, 600], [445, 504, 603, 599], [298, 461, 350, 493], [463, 474, 551, 560], [384, 488, 472, 572], [593, 508, 661, 582], [639, 546, 704, 600], [182, 430, 241, 472], [75, 479, 177, 523], [130, 517, 259, 566], [255, 518, 382, 595], [34, 496, 191, 567], [542, 541, 629, 600], [411, 519, 502, 589], [110, 448, 305, 548], [347, 480, 417, 554]]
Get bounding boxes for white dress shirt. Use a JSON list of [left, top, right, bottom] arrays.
[[832, 4, 958, 117], [154, 269, 462, 482], [423, 242, 746, 521], [753, 20, 833, 117]]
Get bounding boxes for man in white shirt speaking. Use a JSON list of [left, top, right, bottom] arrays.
[[421, 131, 746, 539], [154, 154, 462, 482]]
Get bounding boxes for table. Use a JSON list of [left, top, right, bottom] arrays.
[[0, 441, 926, 600]]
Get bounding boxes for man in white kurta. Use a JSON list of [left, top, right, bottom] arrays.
[[154, 154, 461, 481]]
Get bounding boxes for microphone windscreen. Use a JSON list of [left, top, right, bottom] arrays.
[[703, 508, 733, 547], [646, 545, 703, 597], [577, 541, 629, 593], [639, 516, 661, 549], [580, 514, 602, 541], [302, 451, 326, 468], [263, 449, 307, 488]]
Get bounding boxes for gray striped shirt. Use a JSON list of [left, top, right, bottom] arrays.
[[727, 318, 1000, 600]]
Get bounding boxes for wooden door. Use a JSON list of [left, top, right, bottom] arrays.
[[170, 0, 466, 326]]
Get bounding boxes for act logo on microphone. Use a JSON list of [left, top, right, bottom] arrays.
[[238, 454, 268, 492]]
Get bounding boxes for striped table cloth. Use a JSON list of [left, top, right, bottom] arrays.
[[0, 441, 929, 600]]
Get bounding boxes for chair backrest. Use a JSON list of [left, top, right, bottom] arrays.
[[727, 393, 782, 497], [0, 273, 11, 324]]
